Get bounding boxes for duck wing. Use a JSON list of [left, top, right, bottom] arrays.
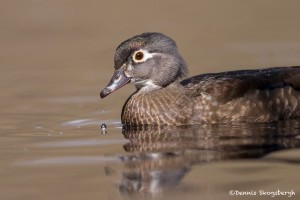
[[181, 66, 300, 103]]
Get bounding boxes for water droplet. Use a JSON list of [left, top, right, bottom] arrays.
[[101, 123, 107, 135]]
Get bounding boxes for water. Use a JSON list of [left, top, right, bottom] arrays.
[[2, 119, 300, 200], [1, 1, 300, 200]]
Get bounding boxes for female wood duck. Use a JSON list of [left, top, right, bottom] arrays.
[[100, 32, 300, 126]]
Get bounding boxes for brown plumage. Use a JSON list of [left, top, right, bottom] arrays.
[[100, 32, 300, 125]]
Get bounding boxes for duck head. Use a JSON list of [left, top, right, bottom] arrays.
[[100, 32, 188, 98]]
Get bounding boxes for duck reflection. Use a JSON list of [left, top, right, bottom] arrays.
[[119, 120, 300, 196]]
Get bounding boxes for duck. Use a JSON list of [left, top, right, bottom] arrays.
[[100, 32, 300, 126]]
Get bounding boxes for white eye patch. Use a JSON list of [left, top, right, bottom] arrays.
[[132, 49, 156, 63]]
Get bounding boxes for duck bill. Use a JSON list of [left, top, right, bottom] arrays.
[[100, 67, 131, 98]]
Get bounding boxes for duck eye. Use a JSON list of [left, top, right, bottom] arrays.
[[133, 51, 144, 61]]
